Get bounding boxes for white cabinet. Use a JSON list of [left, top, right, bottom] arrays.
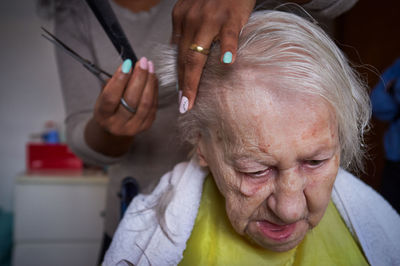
[[12, 172, 108, 266]]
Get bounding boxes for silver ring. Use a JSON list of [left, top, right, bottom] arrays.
[[120, 98, 136, 114]]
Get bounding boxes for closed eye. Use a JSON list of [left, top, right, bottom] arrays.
[[244, 168, 271, 178], [304, 159, 326, 168]]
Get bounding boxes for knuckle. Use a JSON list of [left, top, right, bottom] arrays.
[[101, 91, 119, 106], [141, 99, 153, 110], [124, 126, 137, 136], [96, 108, 108, 119], [206, 3, 228, 22], [203, 10, 223, 25], [185, 9, 199, 24], [172, 5, 182, 20], [105, 124, 117, 135], [223, 28, 239, 40], [108, 124, 123, 136], [184, 52, 199, 69], [95, 117, 107, 129]]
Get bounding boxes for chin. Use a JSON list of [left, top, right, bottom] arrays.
[[245, 220, 310, 252]]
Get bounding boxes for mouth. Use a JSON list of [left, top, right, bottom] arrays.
[[257, 220, 297, 241]]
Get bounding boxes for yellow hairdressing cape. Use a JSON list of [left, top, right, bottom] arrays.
[[180, 175, 368, 266]]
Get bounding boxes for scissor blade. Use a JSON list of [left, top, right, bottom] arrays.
[[41, 27, 112, 80], [41, 33, 91, 67], [41, 27, 89, 64]]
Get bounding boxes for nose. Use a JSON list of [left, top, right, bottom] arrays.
[[267, 168, 307, 223]]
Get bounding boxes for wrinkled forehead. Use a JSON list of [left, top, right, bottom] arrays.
[[211, 68, 338, 149], [218, 68, 331, 114]]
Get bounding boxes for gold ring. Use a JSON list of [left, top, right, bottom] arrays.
[[189, 43, 210, 55]]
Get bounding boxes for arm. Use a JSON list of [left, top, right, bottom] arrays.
[[55, 2, 157, 164]]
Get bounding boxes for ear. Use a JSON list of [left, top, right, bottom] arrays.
[[196, 139, 209, 167]]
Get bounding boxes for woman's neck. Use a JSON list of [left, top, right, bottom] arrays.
[[113, 0, 161, 13]]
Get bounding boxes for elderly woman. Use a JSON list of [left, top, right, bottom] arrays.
[[103, 10, 400, 266]]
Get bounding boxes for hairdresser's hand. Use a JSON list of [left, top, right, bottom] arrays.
[[172, 0, 256, 113], [85, 57, 158, 157]]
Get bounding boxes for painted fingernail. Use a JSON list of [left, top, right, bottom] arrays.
[[179, 96, 189, 114], [222, 51, 233, 64], [122, 59, 132, 73], [148, 61, 154, 73], [139, 57, 148, 70]]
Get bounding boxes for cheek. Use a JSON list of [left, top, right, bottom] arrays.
[[218, 175, 270, 234], [210, 169, 251, 232], [212, 166, 241, 197], [224, 193, 261, 235], [305, 159, 339, 226]]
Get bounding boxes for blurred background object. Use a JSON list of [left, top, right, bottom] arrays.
[[12, 172, 107, 266], [0, 0, 65, 212], [26, 120, 83, 172], [0, 1, 107, 265], [0, 208, 13, 266], [369, 58, 400, 212], [335, 0, 400, 192]]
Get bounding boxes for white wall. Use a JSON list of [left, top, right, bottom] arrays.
[[0, 1, 65, 211]]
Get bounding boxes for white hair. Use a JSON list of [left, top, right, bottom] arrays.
[[157, 10, 371, 173]]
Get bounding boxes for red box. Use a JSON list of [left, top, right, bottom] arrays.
[[27, 143, 83, 171]]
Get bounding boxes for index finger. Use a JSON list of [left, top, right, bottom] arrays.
[[179, 31, 217, 114]]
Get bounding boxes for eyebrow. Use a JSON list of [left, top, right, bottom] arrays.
[[227, 143, 338, 166], [299, 142, 340, 159], [228, 150, 276, 167]]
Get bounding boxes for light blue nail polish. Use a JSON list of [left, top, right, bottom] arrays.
[[122, 59, 132, 74], [223, 51, 233, 64]]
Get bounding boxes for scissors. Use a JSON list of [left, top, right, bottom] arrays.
[[41, 27, 112, 83]]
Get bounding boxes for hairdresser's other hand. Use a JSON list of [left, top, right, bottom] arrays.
[[172, 0, 256, 113], [85, 57, 158, 157]]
